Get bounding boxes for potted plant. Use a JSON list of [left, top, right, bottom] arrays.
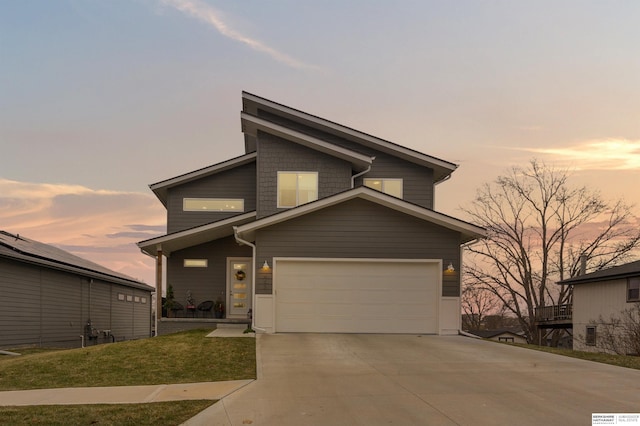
[[186, 290, 195, 309], [214, 298, 225, 319]]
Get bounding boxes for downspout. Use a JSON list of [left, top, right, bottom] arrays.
[[351, 157, 375, 188], [138, 247, 162, 337], [459, 238, 482, 336], [233, 226, 265, 333]]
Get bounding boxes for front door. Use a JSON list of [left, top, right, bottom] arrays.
[[226, 258, 252, 318]]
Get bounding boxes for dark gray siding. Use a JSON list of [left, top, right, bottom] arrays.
[[0, 259, 42, 347], [166, 162, 257, 233], [166, 236, 252, 313], [256, 131, 352, 218], [0, 257, 152, 348], [257, 110, 435, 208], [354, 152, 434, 208], [254, 198, 461, 296]]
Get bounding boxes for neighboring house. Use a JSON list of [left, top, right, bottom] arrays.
[[0, 231, 153, 349], [558, 260, 640, 353], [467, 329, 528, 344], [138, 92, 486, 335]]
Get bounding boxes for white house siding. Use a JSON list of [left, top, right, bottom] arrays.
[[573, 279, 629, 352]]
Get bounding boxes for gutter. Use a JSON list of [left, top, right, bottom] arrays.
[[233, 226, 265, 333], [351, 157, 375, 188]]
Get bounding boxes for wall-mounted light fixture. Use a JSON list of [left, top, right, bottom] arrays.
[[261, 260, 271, 272], [445, 262, 455, 274]]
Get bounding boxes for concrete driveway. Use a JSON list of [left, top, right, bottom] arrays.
[[188, 334, 640, 426]]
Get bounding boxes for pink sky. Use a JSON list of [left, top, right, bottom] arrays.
[[2, 1, 639, 287]]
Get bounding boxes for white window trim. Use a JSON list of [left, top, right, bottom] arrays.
[[277, 171, 319, 208], [363, 178, 403, 198], [183, 198, 245, 212]]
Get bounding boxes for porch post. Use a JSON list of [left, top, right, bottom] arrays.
[[156, 245, 163, 325]]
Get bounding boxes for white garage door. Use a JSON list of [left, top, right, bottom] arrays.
[[275, 259, 440, 334]]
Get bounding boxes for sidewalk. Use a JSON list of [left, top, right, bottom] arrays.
[[0, 380, 253, 406]]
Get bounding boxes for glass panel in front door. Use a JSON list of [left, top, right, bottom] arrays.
[[229, 261, 251, 316]]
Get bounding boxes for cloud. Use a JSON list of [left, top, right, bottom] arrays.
[[516, 138, 640, 170], [159, 0, 320, 71], [0, 178, 165, 285]]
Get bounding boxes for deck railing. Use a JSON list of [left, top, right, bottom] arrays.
[[534, 304, 572, 322]]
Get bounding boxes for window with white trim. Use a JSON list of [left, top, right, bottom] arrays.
[[184, 259, 208, 268], [364, 178, 403, 198], [277, 172, 318, 208], [628, 277, 640, 302], [183, 198, 244, 212]]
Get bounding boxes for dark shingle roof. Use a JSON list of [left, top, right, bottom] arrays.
[[0, 230, 152, 291], [558, 260, 640, 285]]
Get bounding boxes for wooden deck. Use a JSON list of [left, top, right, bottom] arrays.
[[534, 304, 572, 327]]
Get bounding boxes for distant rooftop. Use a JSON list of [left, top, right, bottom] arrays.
[[0, 230, 152, 291]]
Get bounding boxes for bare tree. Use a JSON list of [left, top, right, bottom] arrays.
[[461, 281, 504, 331], [462, 159, 640, 344]]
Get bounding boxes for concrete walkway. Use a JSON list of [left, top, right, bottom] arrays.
[[0, 380, 252, 407]]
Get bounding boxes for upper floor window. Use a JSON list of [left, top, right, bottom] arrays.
[[278, 172, 318, 208], [364, 178, 403, 198], [183, 198, 244, 212], [628, 277, 640, 302]]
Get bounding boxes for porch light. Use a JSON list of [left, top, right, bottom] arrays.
[[261, 260, 271, 272], [445, 262, 455, 273]]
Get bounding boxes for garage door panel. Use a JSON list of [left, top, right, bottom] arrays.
[[275, 260, 439, 334]]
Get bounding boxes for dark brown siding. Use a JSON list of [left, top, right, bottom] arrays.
[[256, 131, 352, 218], [166, 162, 256, 233], [166, 236, 252, 312], [254, 198, 461, 296]]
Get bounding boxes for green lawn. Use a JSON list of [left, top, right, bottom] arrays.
[[0, 329, 256, 390], [511, 342, 640, 370], [0, 329, 255, 425], [0, 400, 215, 426]]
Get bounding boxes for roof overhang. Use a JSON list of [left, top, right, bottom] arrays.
[[557, 260, 640, 285], [0, 246, 154, 291], [235, 187, 486, 243], [137, 212, 257, 257], [242, 91, 458, 182], [241, 112, 373, 172], [149, 153, 257, 207]]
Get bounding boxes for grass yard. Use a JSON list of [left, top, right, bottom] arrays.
[[512, 342, 640, 370], [0, 329, 256, 390], [0, 329, 254, 425]]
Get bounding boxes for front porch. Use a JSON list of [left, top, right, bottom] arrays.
[[156, 317, 252, 336]]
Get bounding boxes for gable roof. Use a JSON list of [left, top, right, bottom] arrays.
[[558, 260, 640, 285], [234, 186, 486, 243], [137, 212, 257, 257], [149, 152, 256, 207], [241, 112, 374, 172], [0, 231, 152, 291], [242, 91, 457, 183]]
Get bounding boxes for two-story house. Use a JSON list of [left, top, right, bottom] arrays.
[[138, 92, 485, 335]]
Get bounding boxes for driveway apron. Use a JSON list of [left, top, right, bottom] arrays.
[[195, 334, 640, 426]]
